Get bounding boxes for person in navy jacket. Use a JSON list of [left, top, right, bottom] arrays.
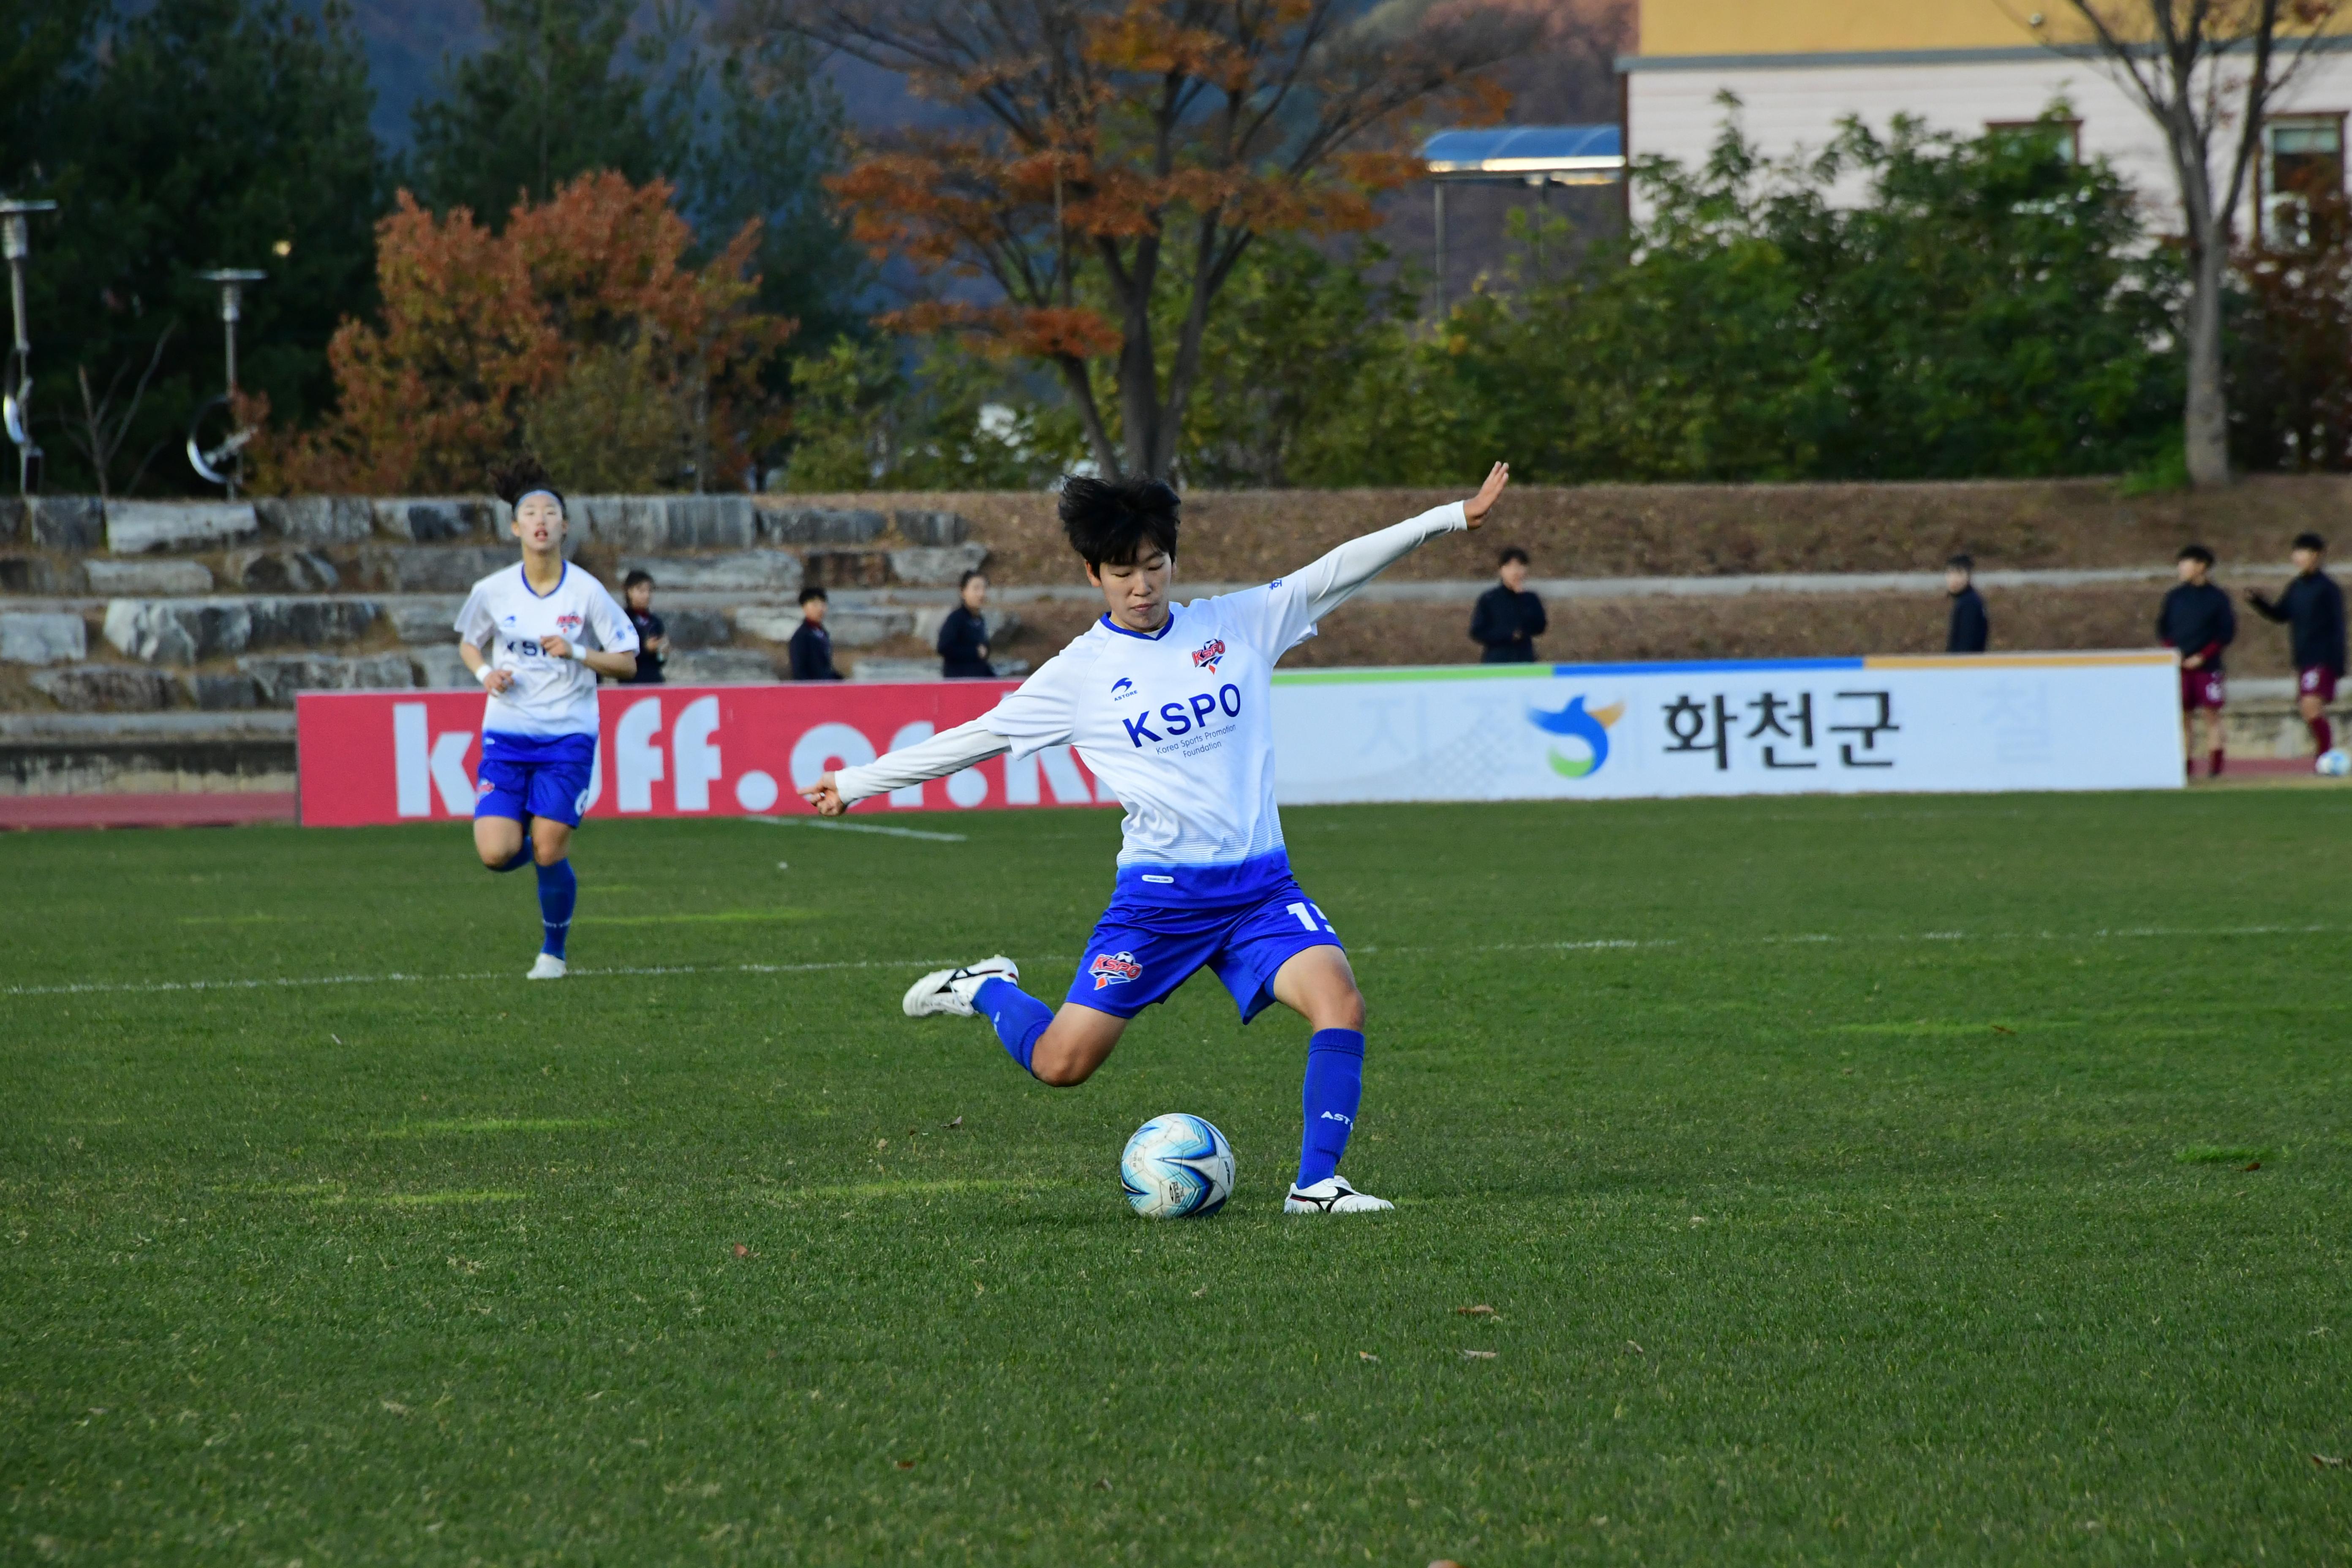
[[2159, 544, 2235, 777], [2245, 531, 2346, 758], [1945, 554, 1989, 653], [1470, 547, 1546, 663], [789, 586, 844, 681], [939, 570, 997, 678]]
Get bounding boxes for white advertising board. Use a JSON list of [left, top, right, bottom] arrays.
[[1269, 652, 2183, 803]]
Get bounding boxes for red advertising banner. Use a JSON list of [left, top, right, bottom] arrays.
[[295, 683, 1115, 827]]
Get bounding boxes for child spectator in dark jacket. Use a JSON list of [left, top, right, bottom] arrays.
[[2245, 531, 2346, 758], [621, 570, 667, 683], [939, 570, 996, 678], [1945, 554, 1988, 653], [789, 586, 843, 681], [2159, 544, 2235, 777], [1470, 547, 1546, 663]]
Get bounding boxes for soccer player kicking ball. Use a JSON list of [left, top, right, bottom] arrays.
[[801, 463, 1512, 1214], [457, 459, 640, 978]]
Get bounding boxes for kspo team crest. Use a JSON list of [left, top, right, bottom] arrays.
[[556, 612, 584, 636], [1192, 638, 1225, 673], [1090, 951, 1143, 990]]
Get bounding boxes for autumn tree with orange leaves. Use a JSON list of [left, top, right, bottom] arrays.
[[258, 171, 795, 494], [734, 0, 1527, 479]]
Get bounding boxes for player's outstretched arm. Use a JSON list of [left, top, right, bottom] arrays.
[[799, 718, 1013, 816], [1275, 462, 1511, 630]]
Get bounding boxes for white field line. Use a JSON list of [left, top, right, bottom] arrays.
[[5, 924, 2341, 1001], [746, 816, 969, 843], [0, 958, 967, 1000], [1348, 923, 2338, 959]]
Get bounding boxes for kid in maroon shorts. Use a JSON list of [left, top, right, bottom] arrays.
[[2159, 545, 2235, 776], [2246, 532, 2346, 757]]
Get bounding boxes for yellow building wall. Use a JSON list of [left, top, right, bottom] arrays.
[[1638, 0, 2066, 56], [1637, 0, 2347, 56]]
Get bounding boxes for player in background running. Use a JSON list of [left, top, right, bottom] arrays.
[[457, 459, 640, 978], [2159, 544, 2236, 779], [800, 463, 1512, 1214], [2244, 531, 2346, 759]]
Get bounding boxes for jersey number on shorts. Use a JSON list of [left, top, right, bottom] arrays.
[[1286, 901, 1334, 933]]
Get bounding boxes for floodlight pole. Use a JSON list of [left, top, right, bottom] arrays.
[[1433, 183, 1447, 318], [195, 269, 265, 498], [198, 269, 265, 398], [1, 198, 58, 496]]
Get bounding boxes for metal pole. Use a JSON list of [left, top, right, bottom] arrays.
[[0, 199, 56, 496], [1536, 177, 1549, 281], [221, 282, 240, 395], [195, 270, 264, 500], [5, 220, 27, 357], [1433, 181, 1446, 319]]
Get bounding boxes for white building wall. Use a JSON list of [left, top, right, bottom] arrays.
[[1625, 51, 2352, 229]]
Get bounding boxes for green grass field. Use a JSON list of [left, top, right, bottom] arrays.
[[4, 791, 2350, 1565]]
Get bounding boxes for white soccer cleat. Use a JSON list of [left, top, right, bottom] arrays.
[[1283, 1176, 1394, 1214], [527, 954, 567, 980], [902, 956, 1019, 1018]]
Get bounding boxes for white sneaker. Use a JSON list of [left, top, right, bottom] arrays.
[[1284, 1176, 1394, 1214], [526, 954, 567, 980], [902, 956, 1019, 1018]]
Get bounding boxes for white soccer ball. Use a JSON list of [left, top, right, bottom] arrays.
[[2319, 749, 2351, 777], [1119, 1113, 1235, 1219]]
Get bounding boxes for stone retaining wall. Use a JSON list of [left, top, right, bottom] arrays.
[[7, 478, 2348, 719]]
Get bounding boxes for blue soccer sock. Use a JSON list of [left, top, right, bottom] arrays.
[[974, 977, 1053, 1075], [535, 857, 576, 958], [1296, 1028, 1366, 1189], [489, 836, 533, 873]]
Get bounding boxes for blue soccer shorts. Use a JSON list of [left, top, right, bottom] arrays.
[[473, 730, 596, 828], [1067, 878, 1343, 1023]]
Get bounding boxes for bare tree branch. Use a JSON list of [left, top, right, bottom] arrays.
[[2051, 0, 2349, 486]]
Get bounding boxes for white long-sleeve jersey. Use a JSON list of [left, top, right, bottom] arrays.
[[834, 502, 1466, 899]]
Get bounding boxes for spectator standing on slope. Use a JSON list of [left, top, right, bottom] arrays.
[[620, 570, 668, 683], [1470, 547, 1547, 664], [1946, 554, 1989, 653], [2159, 545, 2235, 778], [789, 585, 844, 681], [2244, 531, 2346, 758], [939, 570, 997, 679]]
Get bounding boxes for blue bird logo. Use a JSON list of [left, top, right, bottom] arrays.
[[1527, 695, 1623, 778]]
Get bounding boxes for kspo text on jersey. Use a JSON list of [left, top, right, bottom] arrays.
[[1119, 683, 1244, 748]]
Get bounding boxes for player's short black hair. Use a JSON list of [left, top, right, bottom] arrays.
[[2295, 531, 2328, 553], [1498, 546, 1530, 568], [1059, 474, 1179, 569], [490, 454, 566, 516], [622, 569, 654, 591], [2179, 544, 2216, 566], [958, 568, 987, 590], [1947, 553, 1974, 572], [798, 584, 828, 606]]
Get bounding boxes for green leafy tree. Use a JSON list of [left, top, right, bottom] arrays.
[[408, 0, 671, 219], [778, 338, 1066, 492], [670, 29, 865, 350], [1179, 239, 1421, 488], [5, 0, 382, 495], [1203, 105, 2179, 487], [409, 1, 863, 354]]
